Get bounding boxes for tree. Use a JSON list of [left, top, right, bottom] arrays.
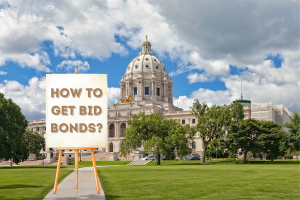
[[284, 112, 300, 152], [205, 139, 229, 158], [230, 100, 245, 123], [257, 121, 286, 162], [191, 100, 235, 163], [24, 130, 45, 155], [119, 112, 195, 165], [0, 93, 28, 165], [226, 119, 262, 164]]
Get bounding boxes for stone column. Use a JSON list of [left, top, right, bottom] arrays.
[[115, 122, 117, 138], [164, 82, 168, 102], [106, 141, 109, 152], [120, 86, 123, 99]]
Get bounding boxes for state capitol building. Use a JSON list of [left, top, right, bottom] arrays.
[[27, 37, 293, 162]]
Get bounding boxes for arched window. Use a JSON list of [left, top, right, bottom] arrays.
[[120, 123, 126, 137], [109, 124, 115, 137], [192, 141, 196, 149], [109, 143, 113, 152]]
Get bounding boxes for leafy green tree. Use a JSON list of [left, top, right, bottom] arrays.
[[230, 100, 245, 123], [257, 121, 286, 162], [205, 139, 229, 158], [0, 93, 28, 165], [119, 112, 195, 165], [191, 100, 234, 163], [24, 130, 45, 155], [226, 119, 262, 164], [284, 112, 300, 152]]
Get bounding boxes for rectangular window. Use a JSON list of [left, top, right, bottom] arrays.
[[192, 119, 195, 124], [134, 87, 137, 95], [182, 120, 185, 124], [45, 127, 46, 131], [157, 88, 160, 96], [37, 127, 39, 131], [145, 87, 149, 95]]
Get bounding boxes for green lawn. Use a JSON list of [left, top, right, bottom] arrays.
[[0, 161, 130, 200], [0, 166, 72, 200], [98, 160, 300, 200]]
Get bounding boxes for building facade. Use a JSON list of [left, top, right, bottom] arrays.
[[27, 37, 293, 161]]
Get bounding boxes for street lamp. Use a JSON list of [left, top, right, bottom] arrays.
[[209, 145, 210, 161]]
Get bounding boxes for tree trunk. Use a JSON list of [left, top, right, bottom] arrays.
[[271, 158, 274, 162], [202, 144, 206, 163], [243, 152, 247, 164], [157, 153, 160, 165]]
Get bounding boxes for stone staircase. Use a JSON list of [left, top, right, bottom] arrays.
[[127, 160, 153, 165], [80, 152, 134, 161]]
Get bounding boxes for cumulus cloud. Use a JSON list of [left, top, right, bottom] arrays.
[[0, 76, 121, 121], [0, 71, 7, 75], [107, 87, 120, 107], [0, 0, 298, 114], [175, 52, 299, 113], [0, 77, 47, 121], [187, 73, 215, 83], [56, 60, 90, 72], [1, 0, 297, 79]]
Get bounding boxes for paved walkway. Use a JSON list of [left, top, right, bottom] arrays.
[[44, 167, 105, 200]]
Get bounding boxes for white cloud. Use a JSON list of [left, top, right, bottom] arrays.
[[187, 73, 215, 83], [107, 87, 120, 107], [175, 52, 299, 113], [56, 60, 90, 72], [0, 76, 122, 121], [0, 0, 298, 114], [0, 71, 7, 75], [1, 0, 297, 80]]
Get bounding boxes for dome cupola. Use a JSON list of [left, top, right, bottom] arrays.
[[142, 35, 152, 53]]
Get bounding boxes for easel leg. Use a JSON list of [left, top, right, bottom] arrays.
[[75, 150, 79, 189], [91, 149, 100, 194], [53, 150, 62, 194]]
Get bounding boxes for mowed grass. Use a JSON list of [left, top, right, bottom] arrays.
[[0, 161, 130, 200], [98, 160, 300, 200], [0, 166, 72, 200]]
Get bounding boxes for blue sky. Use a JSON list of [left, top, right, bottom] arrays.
[[0, 0, 298, 121]]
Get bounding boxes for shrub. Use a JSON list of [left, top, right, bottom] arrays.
[[36, 156, 46, 160]]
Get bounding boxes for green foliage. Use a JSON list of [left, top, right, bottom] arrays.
[[36, 155, 46, 160], [205, 139, 229, 158], [191, 99, 244, 163], [284, 112, 300, 152], [227, 118, 287, 163], [0, 93, 28, 165], [24, 130, 45, 155], [257, 121, 286, 161], [119, 112, 195, 165]]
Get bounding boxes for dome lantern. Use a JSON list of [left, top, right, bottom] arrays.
[[142, 35, 152, 53]]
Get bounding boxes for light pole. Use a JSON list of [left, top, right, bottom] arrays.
[[216, 148, 217, 160], [209, 145, 210, 161], [80, 150, 82, 162]]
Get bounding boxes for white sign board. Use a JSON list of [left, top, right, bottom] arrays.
[[46, 74, 107, 148]]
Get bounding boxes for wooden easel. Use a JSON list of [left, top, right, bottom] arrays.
[[53, 148, 100, 194], [53, 68, 100, 194]]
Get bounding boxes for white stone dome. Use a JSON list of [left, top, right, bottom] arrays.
[[124, 36, 168, 78], [120, 36, 173, 104], [125, 54, 168, 75]]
